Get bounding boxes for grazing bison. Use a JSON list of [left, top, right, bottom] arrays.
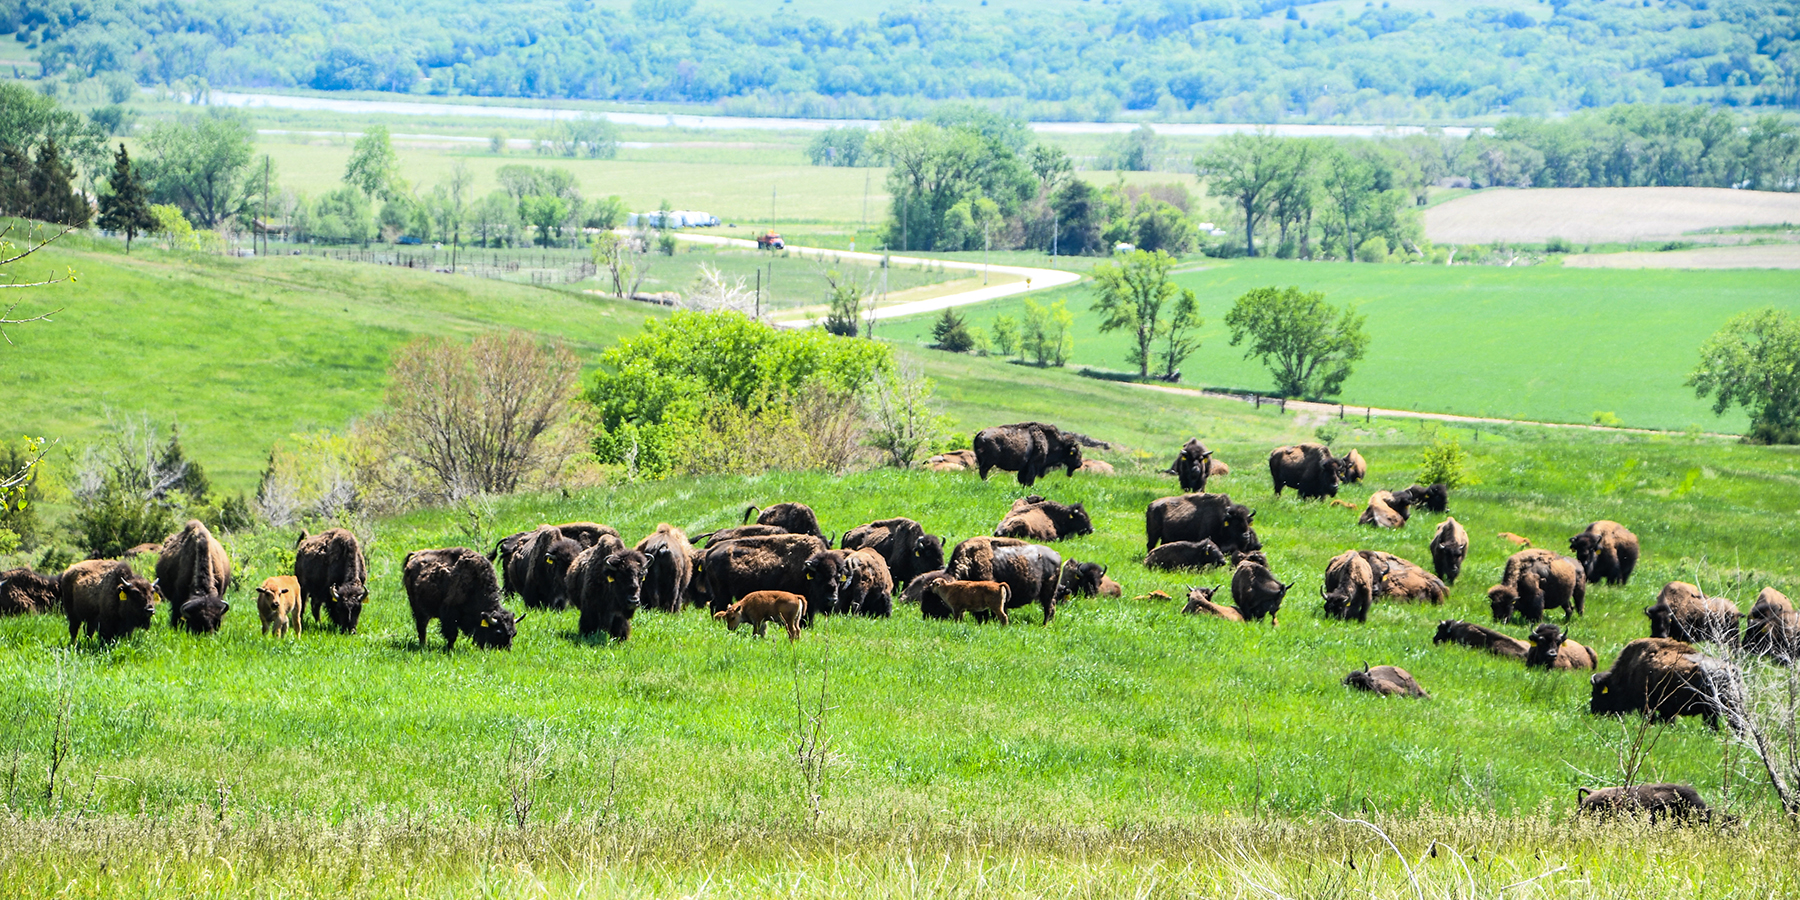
[[1343, 665, 1429, 698], [1745, 587, 1800, 663], [1430, 517, 1469, 586], [176, 593, 230, 634], [401, 547, 520, 650], [745, 503, 823, 539], [1182, 585, 1242, 620], [568, 542, 647, 641], [295, 528, 369, 632], [694, 534, 828, 613], [1578, 784, 1714, 823], [714, 591, 806, 641], [1357, 490, 1412, 528], [994, 495, 1093, 541], [0, 567, 60, 615], [924, 449, 978, 471], [1268, 443, 1344, 499], [1590, 637, 1740, 728], [974, 422, 1083, 487], [1340, 449, 1367, 484], [1145, 492, 1259, 554], [255, 575, 303, 637], [1569, 521, 1640, 586], [927, 580, 1011, 624], [1433, 619, 1530, 659], [636, 524, 694, 613], [497, 525, 584, 611], [840, 517, 944, 589], [700, 524, 789, 548], [1229, 560, 1290, 624], [1393, 483, 1448, 513], [839, 547, 894, 617], [61, 559, 156, 644], [1645, 582, 1741, 645], [1144, 539, 1229, 571], [1168, 439, 1215, 493], [1488, 549, 1586, 623], [155, 519, 231, 629], [1526, 622, 1599, 670], [948, 536, 1065, 624], [1321, 551, 1375, 622]]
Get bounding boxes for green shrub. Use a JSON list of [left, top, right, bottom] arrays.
[[1592, 411, 1624, 427], [931, 308, 976, 352], [72, 486, 177, 560], [1418, 429, 1469, 489]]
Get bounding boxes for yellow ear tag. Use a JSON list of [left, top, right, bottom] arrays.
[[117, 590, 127, 602], [545, 556, 554, 564], [805, 572, 813, 580], [482, 617, 491, 627], [607, 575, 615, 583]]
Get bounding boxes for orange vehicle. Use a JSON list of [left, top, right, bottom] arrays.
[[756, 230, 785, 250]]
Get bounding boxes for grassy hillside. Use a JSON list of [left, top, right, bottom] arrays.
[[883, 258, 1800, 433]]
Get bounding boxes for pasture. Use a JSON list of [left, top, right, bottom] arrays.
[[1423, 187, 1800, 245], [881, 257, 1800, 432]]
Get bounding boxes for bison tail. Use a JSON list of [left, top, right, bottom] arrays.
[[295, 529, 309, 549], [742, 505, 760, 525]]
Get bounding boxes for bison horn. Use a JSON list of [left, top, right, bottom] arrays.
[[516, 612, 530, 625]]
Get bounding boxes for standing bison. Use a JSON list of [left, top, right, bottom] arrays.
[[1645, 582, 1741, 645], [1569, 521, 1640, 586], [1229, 559, 1290, 624], [744, 503, 823, 539], [1590, 637, 1740, 728], [974, 422, 1083, 487], [1167, 439, 1215, 493], [839, 517, 944, 589], [568, 540, 647, 641], [635, 524, 694, 613], [1745, 587, 1799, 663], [1321, 551, 1375, 622], [948, 536, 1065, 624], [155, 520, 232, 633], [994, 495, 1093, 541], [1268, 443, 1343, 499], [496, 525, 584, 610], [61, 560, 156, 644], [1488, 549, 1586, 623], [402, 547, 520, 650], [295, 527, 369, 632], [1145, 492, 1259, 554], [1429, 517, 1469, 586], [694, 534, 828, 613]]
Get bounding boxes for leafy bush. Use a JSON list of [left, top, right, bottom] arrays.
[[1592, 411, 1624, 427], [930, 308, 975, 352], [1418, 429, 1469, 489]]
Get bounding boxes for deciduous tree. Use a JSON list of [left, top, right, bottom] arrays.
[[1197, 132, 1283, 257], [1224, 285, 1368, 399], [142, 112, 254, 227], [1090, 249, 1192, 378], [1689, 308, 1800, 444]]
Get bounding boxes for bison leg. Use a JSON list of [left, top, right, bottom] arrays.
[[610, 617, 631, 643], [784, 615, 801, 641], [67, 616, 81, 646], [1040, 595, 1054, 625], [978, 462, 993, 481], [753, 618, 768, 638]]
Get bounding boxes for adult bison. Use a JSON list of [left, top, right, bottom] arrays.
[[1340, 449, 1367, 484], [494, 525, 584, 610], [1578, 784, 1716, 823], [402, 547, 520, 650], [1745, 587, 1800, 663], [699, 524, 789, 548], [974, 422, 1083, 487], [1569, 521, 1640, 586], [568, 541, 647, 640], [0, 567, 60, 616], [1229, 559, 1290, 624], [1590, 637, 1740, 728], [1168, 439, 1215, 493], [1057, 560, 1109, 599], [1356, 551, 1443, 603], [154, 520, 231, 632], [1145, 492, 1259, 554], [839, 547, 894, 617], [1268, 443, 1343, 500], [694, 534, 828, 613], [1526, 622, 1599, 670], [61, 560, 156, 644], [1645, 582, 1741, 645], [635, 524, 694, 613], [994, 495, 1093, 542], [948, 536, 1065, 624], [295, 528, 369, 632], [839, 517, 944, 589], [1357, 490, 1413, 529], [1433, 619, 1530, 659], [744, 503, 823, 539], [1430, 517, 1469, 586], [1321, 551, 1375, 622], [1488, 549, 1586, 623], [1144, 539, 1229, 571], [1344, 665, 1429, 698], [1393, 483, 1448, 514]]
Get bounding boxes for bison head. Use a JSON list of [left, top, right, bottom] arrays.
[[1529, 623, 1566, 665], [913, 533, 946, 576], [119, 574, 157, 630], [1060, 503, 1094, 537], [178, 595, 229, 634], [328, 582, 368, 633], [803, 552, 844, 613], [1646, 603, 1675, 639], [1060, 561, 1106, 598], [1342, 665, 1377, 692], [1181, 585, 1220, 615], [1569, 533, 1601, 575], [604, 551, 647, 613], [470, 607, 519, 650], [1488, 584, 1519, 622], [1588, 670, 1620, 714], [1432, 620, 1459, 644], [714, 604, 746, 631]]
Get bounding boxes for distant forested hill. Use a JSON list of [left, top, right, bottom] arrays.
[[5, 0, 1796, 120]]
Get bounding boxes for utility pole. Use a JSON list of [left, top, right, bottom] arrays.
[[260, 155, 270, 257], [755, 267, 761, 320], [1052, 210, 1058, 262], [983, 221, 990, 285], [862, 171, 870, 231]]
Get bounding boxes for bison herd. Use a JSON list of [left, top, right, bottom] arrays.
[[1, 420, 1788, 824]]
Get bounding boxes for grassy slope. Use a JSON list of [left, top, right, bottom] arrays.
[[882, 257, 1800, 432]]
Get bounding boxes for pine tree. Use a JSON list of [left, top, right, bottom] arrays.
[[26, 139, 89, 227], [97, 143, 154, 252]]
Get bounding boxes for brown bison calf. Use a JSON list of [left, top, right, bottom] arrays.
[[1181, 586, 1243, 620], [1525, 622, 1598, 670], [1645, 581, 1742, 645], [927, 579, 1012, 624], [1343, 664, 1429, 698], [715, 590, 806, 641], [0, 567, 60, 615], [1578, 784, 1714, 823], [924, 449, 977, 472], [61, 560, 156, 644], [256, 575, 303, 637], [1433, 619, 1530, 659]]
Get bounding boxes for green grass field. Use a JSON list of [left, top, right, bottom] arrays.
[[883, 257, 1800, 433]]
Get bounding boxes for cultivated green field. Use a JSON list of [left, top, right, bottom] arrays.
[[883, 258, 1800, 433]]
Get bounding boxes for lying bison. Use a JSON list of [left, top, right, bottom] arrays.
[[948, 536, 1065, 624], [745, 503, 823, 539], [1590, 637, 1740, 728], [1526, 622, 1599, 670], [974, 422, 1083, 487], [924, 449, 977, 472], [1430, 516, 1469, 586], [1144, 539, 1229, 571], [1321, 551, 1375, 622], [155, 519, 231, 630], [295, 528, 369, 632], [1393, 483, 1448, 514], [1181, 585, 1243, 620], [699, 524, 788, 548], [1356, 551, 1443, 603], [1488, 549, 1586, 623], [568, 540, 646, 641], [1268, 443, 1343, 499], [1646, 582, 1741, 645], [1433, 619, 1530, 659], [1569, 520, 1639, 586], [1357, 490, 1412, 529], [1578, 784, 1715, 823], [0, 567, 60, 616], [1145, 492, 1259, 555], [1344, 665, 1429, 698], [694, 534, 828, 614], [635, 524, 694, 613], [1745, 587, 1799, 663], [840, 517, 944, 589], [402, 547, 520, 650], [1168, 439, 1215, 493], [61, 559, 156, 644], [994, 495, 1093, 542]]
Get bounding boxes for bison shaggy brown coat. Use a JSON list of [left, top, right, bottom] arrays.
[[568, 542, 647, 641], [974, 422, 1083, 487], [1145, 492, 1259, 555], [840, 517, 944, 589], [155, 519, 231, 629], [295, 527, 369, 632], [1745, 587, 1800, 663], [1357, 490, 1411, 529], [402, 547, 519, 650], [1344, 665, 1429, 698], [1488, 549, 1586, 623], [948, 536, 1065, 624], [1144, 539, 1229, 571], [1268, 443, 1343, 499], [1526, 622, 1599, 670], [695, 534, 828, 614], [1578, 784, 1713, 823], [636, 524, 694, 613], [1433, 619, 1531, 659], [1430, 516, 1469, 586], [1569, 520, 1640, 587], [1590, 637, 1740, 728], [1229, 560, 1290, 624], [0, 567, 60, 615], [745, 502, 823, 539], [994, 495, 1093, 542], [1168, 439, 1215, 493], [1321, 551, 1375, 622], [62, 559, 157, 644], [1645, 581, 1742, 645]]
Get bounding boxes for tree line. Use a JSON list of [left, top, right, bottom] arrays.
[[11, 0, 1795, 124]]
